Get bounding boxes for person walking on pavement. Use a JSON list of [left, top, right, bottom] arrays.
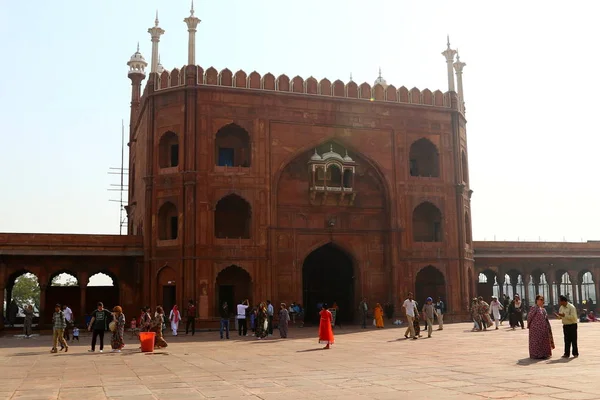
[[185, 300, 196, 335], [266, 300, 274, 336], [359, 298, 368, 329], [434, 297, 445, 330], [403, 293, 418, 340], [422, 297, 435, 338], [51, 304, 68, 353]]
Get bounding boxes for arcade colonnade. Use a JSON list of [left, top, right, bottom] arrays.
[[0, 235, 143, 330], [476, 265, 600, 310]]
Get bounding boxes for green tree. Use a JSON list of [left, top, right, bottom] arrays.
[[12, 274, 40, 311], [51, 274, 78, 287]]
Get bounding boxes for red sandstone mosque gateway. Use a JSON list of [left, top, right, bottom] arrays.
[[0, 5, 598, 329]]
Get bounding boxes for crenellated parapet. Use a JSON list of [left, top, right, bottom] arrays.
[[151, 66, 452, 108]]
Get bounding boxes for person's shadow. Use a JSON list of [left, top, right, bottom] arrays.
[[516, 357, 546, 365]]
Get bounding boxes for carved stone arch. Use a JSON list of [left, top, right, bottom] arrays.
[[276, 74, 290, 91], [205, 67, 218, 85], [48, 269, 79, 286], [305, 76, 318, 94], [248, 71, 261, 89], [319, 78, 332, 95], [272, 137, 392, 212], [346, 81, 358, 98], [262, 73, 275, 90], [291, 76, 304, 93], [214, 262, 254, 283], [219, 68, 233, 86], [359, 82, 372, 99], [233, 70, 247, 88]]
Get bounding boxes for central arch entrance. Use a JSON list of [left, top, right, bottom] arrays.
[[302, 243, 354, 324]]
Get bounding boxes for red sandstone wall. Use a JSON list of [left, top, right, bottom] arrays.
[[130, 68, 472, 319]]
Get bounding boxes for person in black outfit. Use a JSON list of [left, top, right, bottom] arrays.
[[185, 300, 196, 335], [87, 302, 113, 352], [219, 302, 230, 340]]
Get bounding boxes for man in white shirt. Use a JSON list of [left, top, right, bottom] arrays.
[[237, 300, 249, 336], [62, 305, 73, 341], [403, 292, 417, 339]]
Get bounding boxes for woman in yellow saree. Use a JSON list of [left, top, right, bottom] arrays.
[[374, 303, 384, 328]]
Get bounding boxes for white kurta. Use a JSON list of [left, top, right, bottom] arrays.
[[169, 309, 180, 336], [490, 301, 503, 320]]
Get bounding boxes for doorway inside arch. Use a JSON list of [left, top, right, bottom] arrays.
[[215, 265, 252, 315], [302, 243, 354, 325], [415, 266, 447, 309]]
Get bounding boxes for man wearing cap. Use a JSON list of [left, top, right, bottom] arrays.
[[422, 297, 435, 338], [490, 296, 503, 330], [555, 295, 579, 358]]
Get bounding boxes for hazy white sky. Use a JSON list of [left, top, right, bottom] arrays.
[[0, 0, 598, 242]]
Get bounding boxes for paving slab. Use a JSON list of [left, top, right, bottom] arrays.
[[0, 320, 598, 399]]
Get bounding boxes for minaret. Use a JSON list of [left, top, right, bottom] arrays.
[[148, 11, 165, 73], [441, 35, 457, 92], [184, 0, 201, 65], [453, 50, 467, 112], [127, 43, 148, 108]]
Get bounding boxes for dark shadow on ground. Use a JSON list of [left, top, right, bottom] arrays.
[[516, 357, 548, 365]]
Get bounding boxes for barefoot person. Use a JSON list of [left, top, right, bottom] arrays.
[[318, 303, 335, 349]]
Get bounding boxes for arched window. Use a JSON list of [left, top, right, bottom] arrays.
[[461, 151, 469, 185], [158, 131, 179, 168], [343, 169, 353, 188], [409, 138, 439, 177], [560, 272, 572, 302], [412, 202, 442, 242], [158, 202, 178, 240], [215, 194, 251, 238], [328, 165, 342, 186], [478, 273, 487, 283], [539, 273, 550, 301], [581, 272, 596, 305], [215, 124, 251, 167]]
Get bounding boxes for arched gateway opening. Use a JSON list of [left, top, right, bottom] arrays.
[[415, 266, 446, 308], [302, 243, 354, 324], [215, 266, 252, 314]]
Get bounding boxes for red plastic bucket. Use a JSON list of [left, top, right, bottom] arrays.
[[139, 332, 155, 352]]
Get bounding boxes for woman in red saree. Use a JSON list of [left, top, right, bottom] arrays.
[[318, 304, 335, 349], [527, 295, 554, 359]]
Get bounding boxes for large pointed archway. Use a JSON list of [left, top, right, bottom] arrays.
[[215, 265, 252, 314], [415, 265, 446, 308], [302, 243, 354, 324]]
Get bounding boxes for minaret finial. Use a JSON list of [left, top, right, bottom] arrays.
[[349, 72, 353, 82], [330, 144, 333, 152], [456, 48, 461, 62], [137, 42, 140, 52], [447, 34, 451, 49], [378, 67, 382, 78], [190, 0, 195, 15], [155, 10, 159, 26]]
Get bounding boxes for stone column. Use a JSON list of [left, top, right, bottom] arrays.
[[148, 12, 165, 74], [441, 36, 456, 92], [453, 52, 466, 112], [0, 284, 4, 330], [39, 284, 47, 326], [184, 1, 201, 66], [524, 275, 531, 307]]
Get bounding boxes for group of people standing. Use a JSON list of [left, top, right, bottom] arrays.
[[471, 294, 525, 331], [401, 293, 445, 339], [224, 299, 291, 340], [50, 302, 124, 354]]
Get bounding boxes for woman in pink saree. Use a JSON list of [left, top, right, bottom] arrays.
[[527, 295, 554, 359]]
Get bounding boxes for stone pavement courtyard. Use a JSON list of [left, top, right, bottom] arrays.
[[0, 320, 598, 400]]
